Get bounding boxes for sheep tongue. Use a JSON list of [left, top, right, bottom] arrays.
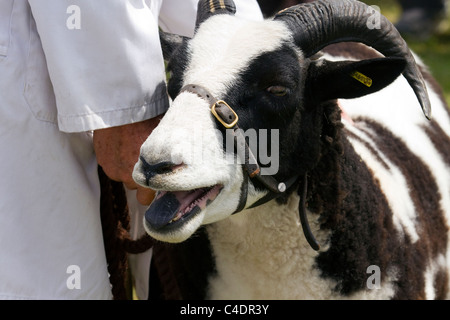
[[145, 190, 205, 230], [145, 192, 181, 230]]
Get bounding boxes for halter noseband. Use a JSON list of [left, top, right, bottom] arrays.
[[179, 84, 320, 250]]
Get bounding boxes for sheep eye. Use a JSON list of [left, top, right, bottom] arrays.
[[266, 85, 288, 97]]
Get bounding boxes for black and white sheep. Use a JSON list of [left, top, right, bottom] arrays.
[[133, 0, 450, 299]]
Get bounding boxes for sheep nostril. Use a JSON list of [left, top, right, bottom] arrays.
[[140, 157, 176, 185]]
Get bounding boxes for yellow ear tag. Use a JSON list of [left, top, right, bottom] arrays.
[[350, 71, 373, 88]]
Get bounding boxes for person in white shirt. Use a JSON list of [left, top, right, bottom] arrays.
[[0, 0, 262, 300]]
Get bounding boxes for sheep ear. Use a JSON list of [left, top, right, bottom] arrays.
[[306, 57, 407, 104], [159, 30, 189, 60]]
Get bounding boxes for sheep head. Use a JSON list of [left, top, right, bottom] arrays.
[[133, 0, 429, 243]]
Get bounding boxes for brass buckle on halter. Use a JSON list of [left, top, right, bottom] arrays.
[[211, 100, 239, 129]]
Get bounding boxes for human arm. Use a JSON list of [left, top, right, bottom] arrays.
[[93, 116, 162, 206], [28, 1, 168, 204]]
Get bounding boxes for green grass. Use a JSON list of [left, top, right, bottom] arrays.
[[367, 0, 450, 106], [409, 34, 450, 105]]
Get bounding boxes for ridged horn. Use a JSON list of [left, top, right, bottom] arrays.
[[274, 0, 431, 119], [196, 0, 237, 30]]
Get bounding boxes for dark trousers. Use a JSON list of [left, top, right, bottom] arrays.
[[257, 0, 446, 20], [257, 0, 313, 17], [398, 0, 445, 12]]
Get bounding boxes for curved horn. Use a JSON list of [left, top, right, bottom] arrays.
[[275, 0, 431, 119], [159, 31, 189, 60], [196, 0, 237, 30]]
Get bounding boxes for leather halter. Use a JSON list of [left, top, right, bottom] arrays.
[[179, 84, 320, 250]]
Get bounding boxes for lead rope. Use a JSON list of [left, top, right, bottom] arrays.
[[298, 173, 320, 251], [98, 166, 155, 300]]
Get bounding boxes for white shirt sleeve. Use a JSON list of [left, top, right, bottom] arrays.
[[159, 0, 264, 36], [28, 0, 262, 133], [28, 0, 170, 133]]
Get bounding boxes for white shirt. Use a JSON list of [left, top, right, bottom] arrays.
[[0, 0, 262, 299]]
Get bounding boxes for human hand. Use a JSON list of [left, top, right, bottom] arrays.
[[93, 116, 162, 205]]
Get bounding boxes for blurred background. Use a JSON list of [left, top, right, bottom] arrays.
[[370, 0, 450, 106], [257, 0, 450, 106]]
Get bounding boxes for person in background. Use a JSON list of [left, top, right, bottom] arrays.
[[257, 0, 313, 17], [256, 0, 447, 39], [395, 0, 447, 38]]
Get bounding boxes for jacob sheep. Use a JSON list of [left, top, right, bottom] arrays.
[[133, 0, 450, 299]]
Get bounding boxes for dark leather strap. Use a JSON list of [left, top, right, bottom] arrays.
[[179, 84, 319, 250], [180, 85, 248, 214], [181, 84, 217, 105], [179, 84, 298, 211], [298, 174, 320, 251]]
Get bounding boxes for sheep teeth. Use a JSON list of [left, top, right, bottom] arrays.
[[169, 211, 183, 224]]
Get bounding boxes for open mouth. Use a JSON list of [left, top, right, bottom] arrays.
[[145, 184, 223, 231]]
